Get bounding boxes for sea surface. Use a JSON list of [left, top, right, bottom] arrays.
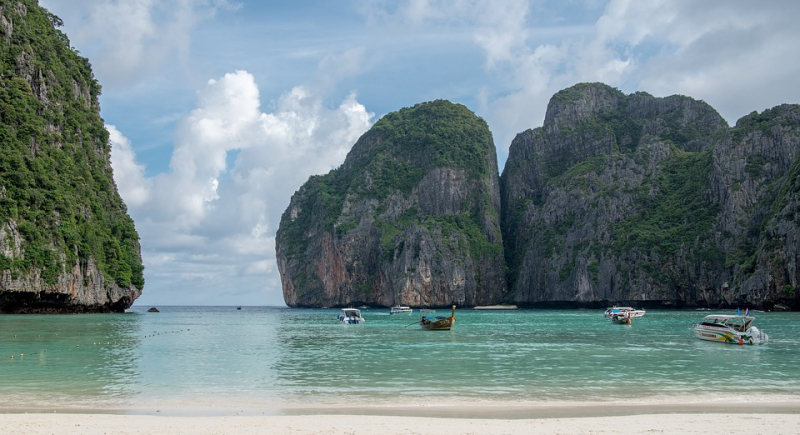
[[1, 306, 799, 413]]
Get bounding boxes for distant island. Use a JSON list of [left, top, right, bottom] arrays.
[[277, 84, 800, 311], [0, 1, 143, 313]]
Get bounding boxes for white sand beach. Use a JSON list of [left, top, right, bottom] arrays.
[[4, 400, 800, 435], [3, 412, 800, 435]]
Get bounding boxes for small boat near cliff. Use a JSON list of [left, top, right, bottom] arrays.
[[420, 305, 456, 330], [338, 308, 365, 324], [610, 311, 634, 324], [604, 306, 645, 324], [692, 314, 769, 345], [390, 305, 413, 315]]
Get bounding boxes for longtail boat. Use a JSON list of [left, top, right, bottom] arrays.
[[420, 305, 456, 330]]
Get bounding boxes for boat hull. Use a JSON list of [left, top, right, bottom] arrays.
[[390, 306, 413, 315], [421, 317, 454, 330], [420, 305, 456, 331], [692, 326, 768, 345], [340, 317, 364, 324], [611, 314, 631, 324]]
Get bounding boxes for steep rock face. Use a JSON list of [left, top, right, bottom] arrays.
[[0, 1, 143, 313], [711, 106, 800, 307], [501, 83, 800, 309], [276, 100, 506, 307]]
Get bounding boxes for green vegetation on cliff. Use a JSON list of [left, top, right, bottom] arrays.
[[502, 82, 800, 309], [612, 148, 721, 261], [0, 1, 143, 289], [279, 100, 498, 263], [277, 100, 507, 307]]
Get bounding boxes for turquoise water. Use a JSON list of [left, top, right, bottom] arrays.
[[1, 307, 799, 412]]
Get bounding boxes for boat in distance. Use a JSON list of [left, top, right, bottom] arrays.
[[692, 314, 768, 345], [338, 308, 365, 324], [420, 305, 456, 330], [389, 305, 413, 315], [604, 306, 646, 323], [610, 311, 634, 324], [603, 306, 646, 318]]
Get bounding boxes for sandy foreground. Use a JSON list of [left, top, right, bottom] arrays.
[[3, 404, 800, 435], [2, 413, 799, 435]]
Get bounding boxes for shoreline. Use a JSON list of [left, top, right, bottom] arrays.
[[3, 397, 800, 418], [5, 398, 799, 434]]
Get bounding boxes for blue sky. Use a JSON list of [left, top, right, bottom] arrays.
[[37, 0, 800, 306]]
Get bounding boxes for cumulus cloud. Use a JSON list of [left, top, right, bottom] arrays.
[[108, 124, 151, 207], [109, 69, 373, 305], [316, 48, 370, 93]]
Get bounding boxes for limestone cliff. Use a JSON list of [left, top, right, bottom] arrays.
[[501, 83, 799, 309], [0, 1, 143, 313], [276, 100, 506, 308]]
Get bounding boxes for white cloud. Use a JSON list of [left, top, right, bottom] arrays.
[[317, 48, 370, 93], [172, 71, 261, 181], [112, 68, 373, 305], [108, 124, 151, 207], [620, 1, 800, 123]]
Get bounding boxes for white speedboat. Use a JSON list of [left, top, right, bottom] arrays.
[[604, 306, 646, 323], [692, 314, 768, 345], [338, 308, 365, 324], [389, 305, 412, 315]]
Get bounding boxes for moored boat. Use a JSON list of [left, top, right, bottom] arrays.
[[610, 311, 633, 324], [604, 306, 646, 319], [692, 314, 768, 345], [420, 305, 456, 330], [390, 305, 413, 315], [338, 308, 365, 324]]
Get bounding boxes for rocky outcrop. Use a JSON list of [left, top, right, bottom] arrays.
[[713, 106, 800, 308], [0, 1, 143, 313], [277, 84, 800, 310], [501, 83, 800, 310], [276, 100, 506, 308]]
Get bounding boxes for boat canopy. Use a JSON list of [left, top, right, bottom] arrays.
[[699, 315, 754, 329]]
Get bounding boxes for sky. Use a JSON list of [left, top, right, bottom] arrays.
[[37, 0, 800, 307]]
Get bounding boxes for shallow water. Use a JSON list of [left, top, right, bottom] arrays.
[[1, 307, 798, 411]]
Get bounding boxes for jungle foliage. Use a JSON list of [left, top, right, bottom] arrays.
[[277, 100, 498, 263], [0, 0, 143, 289]]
